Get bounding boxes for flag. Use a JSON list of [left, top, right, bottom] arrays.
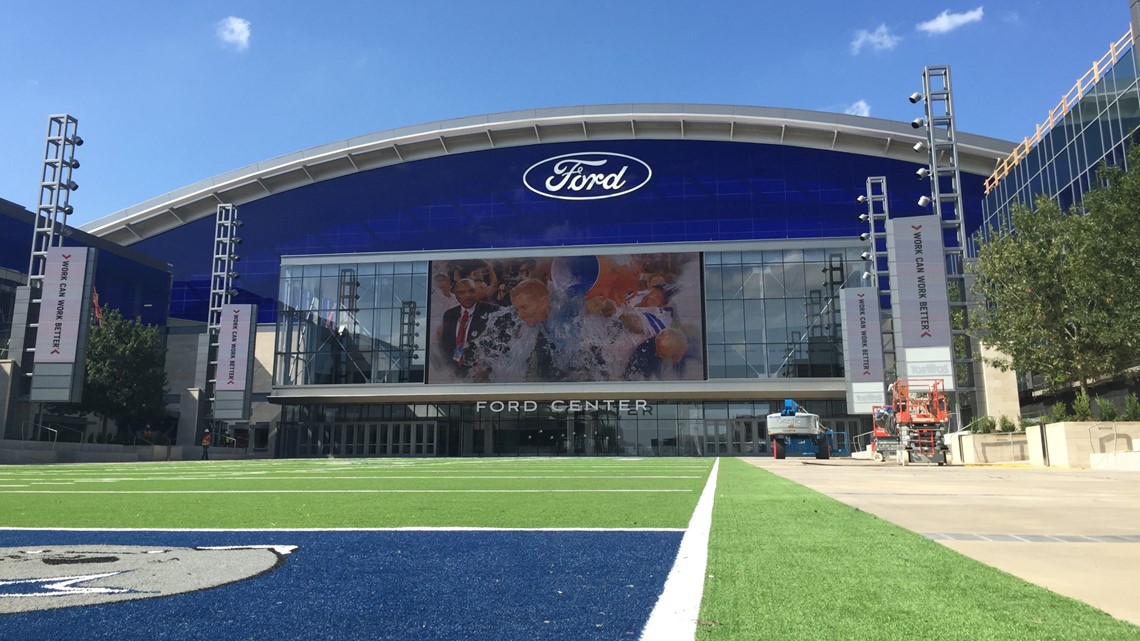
[[92, 287, 103, 326]]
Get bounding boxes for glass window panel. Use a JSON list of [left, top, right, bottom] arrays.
[[762, 264, 786, 297], [411, 274, 428, 305], [743, 299, 765, 343], [742, 266, 764, 298], [704, 300, 725, 344], [721, 264, 744, 300], [746, 344, 768, 379], [706, 344, 725, 379], [768, 343, 792, 377], [783, 262, 807, 297], [375, 275, 396, 305], [786, 298, 808, 334], [1084, 118, 1105, 164], [394, 274, 415, 303], [723, 300, 745, 343], [724, 344, 748, 379], [703, 266, 723, 299], [374, 307, 395, 343], [1115, 48, 1137, 82], [765, 299, 787, 333]]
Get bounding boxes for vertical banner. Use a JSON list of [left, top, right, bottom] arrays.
[[31, 247, 97, 403], [839, 287, 886, 413], [886, 216, 955, 389], [213, 303, 257, 420]]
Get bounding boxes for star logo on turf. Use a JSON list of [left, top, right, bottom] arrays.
[[0, 572, 133, 598]]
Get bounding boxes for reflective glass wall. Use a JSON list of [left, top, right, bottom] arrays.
[[983, 42, 1140, 233], [275, 260, 429, 385], [704, 247, 861, 379], [272, 242, 864, 387]]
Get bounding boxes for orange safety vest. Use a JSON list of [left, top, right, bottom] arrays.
[[201, 433, 212, 447]]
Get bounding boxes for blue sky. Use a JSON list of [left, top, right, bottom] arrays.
[[0, 1, 1131, 227]]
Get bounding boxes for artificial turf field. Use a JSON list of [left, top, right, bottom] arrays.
[[1, 456, 1138, 640]]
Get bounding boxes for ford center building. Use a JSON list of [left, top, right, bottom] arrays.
[[81, 105, 1014, 458]]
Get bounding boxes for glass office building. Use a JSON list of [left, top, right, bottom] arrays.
[[0, 198, 172, 436], [980, 31, 1140, 398], [80, 106, 1013, 457], [983, 31, 1140, 231]]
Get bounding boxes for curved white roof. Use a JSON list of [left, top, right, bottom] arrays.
[[81, 103, 1014, 246]]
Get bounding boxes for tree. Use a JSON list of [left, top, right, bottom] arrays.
[[76, 307, 169, 433], [969, 146, 1140, 394]]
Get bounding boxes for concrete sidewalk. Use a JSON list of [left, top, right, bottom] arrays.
[[742, 458, 1140, 626]]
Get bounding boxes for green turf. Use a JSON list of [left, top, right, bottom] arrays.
[[697, 457, 1140, 641], [0, 457, 708, 529], [4, 456, 1138, 639]]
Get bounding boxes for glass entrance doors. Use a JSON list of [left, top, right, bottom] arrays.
[[701, 417, 767, 455], [729, 417, 767, 454], [296, 421, 437, 457]]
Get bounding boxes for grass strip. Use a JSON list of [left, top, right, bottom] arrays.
[[698, 457, 1140, 641]]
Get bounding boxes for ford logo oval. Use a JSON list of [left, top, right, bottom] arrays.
[[523, 152, 652, 201]]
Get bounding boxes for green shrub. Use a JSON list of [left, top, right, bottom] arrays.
[[971, 416, 996, 434], [1049, 402, 1071, 423], [1072, 391, 1093, 420], [1095, 396, 1118, 421], [1125, 393, 1140, 421], [998, 415, 1016, 432]]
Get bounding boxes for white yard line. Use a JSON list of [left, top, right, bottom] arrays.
[[639, 458, 719, 641], [48, 475, 704, 482]]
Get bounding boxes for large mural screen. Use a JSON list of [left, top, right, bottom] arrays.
[[427, 252, 704, 384]]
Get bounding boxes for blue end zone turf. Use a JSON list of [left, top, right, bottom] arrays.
[[1, 529, 683, 641]]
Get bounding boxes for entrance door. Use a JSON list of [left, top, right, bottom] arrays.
[[702, 419, 729, 455], [702, 417, 767, 455], [386, 421, 437, 456], [728, 417, 767, 455]]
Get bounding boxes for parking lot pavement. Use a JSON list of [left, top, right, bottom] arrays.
[[741, 457, 1140, 626]]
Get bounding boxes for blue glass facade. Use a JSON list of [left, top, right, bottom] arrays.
[[128, 140, 989, 325], [0, 199, 171, 329]]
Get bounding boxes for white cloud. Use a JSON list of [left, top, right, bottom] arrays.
[[850, 24, 901, 54], [917, 7, 984, 35], [217, 16, 251, 51], [845, 100, 871, 118]]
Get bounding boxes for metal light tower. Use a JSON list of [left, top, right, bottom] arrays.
[[3, 115, 83, 436], [201, 204, 241, 429], [912, 65, 974, 429], [859, 176, 896, 382], [28, 115, 83, 286]]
